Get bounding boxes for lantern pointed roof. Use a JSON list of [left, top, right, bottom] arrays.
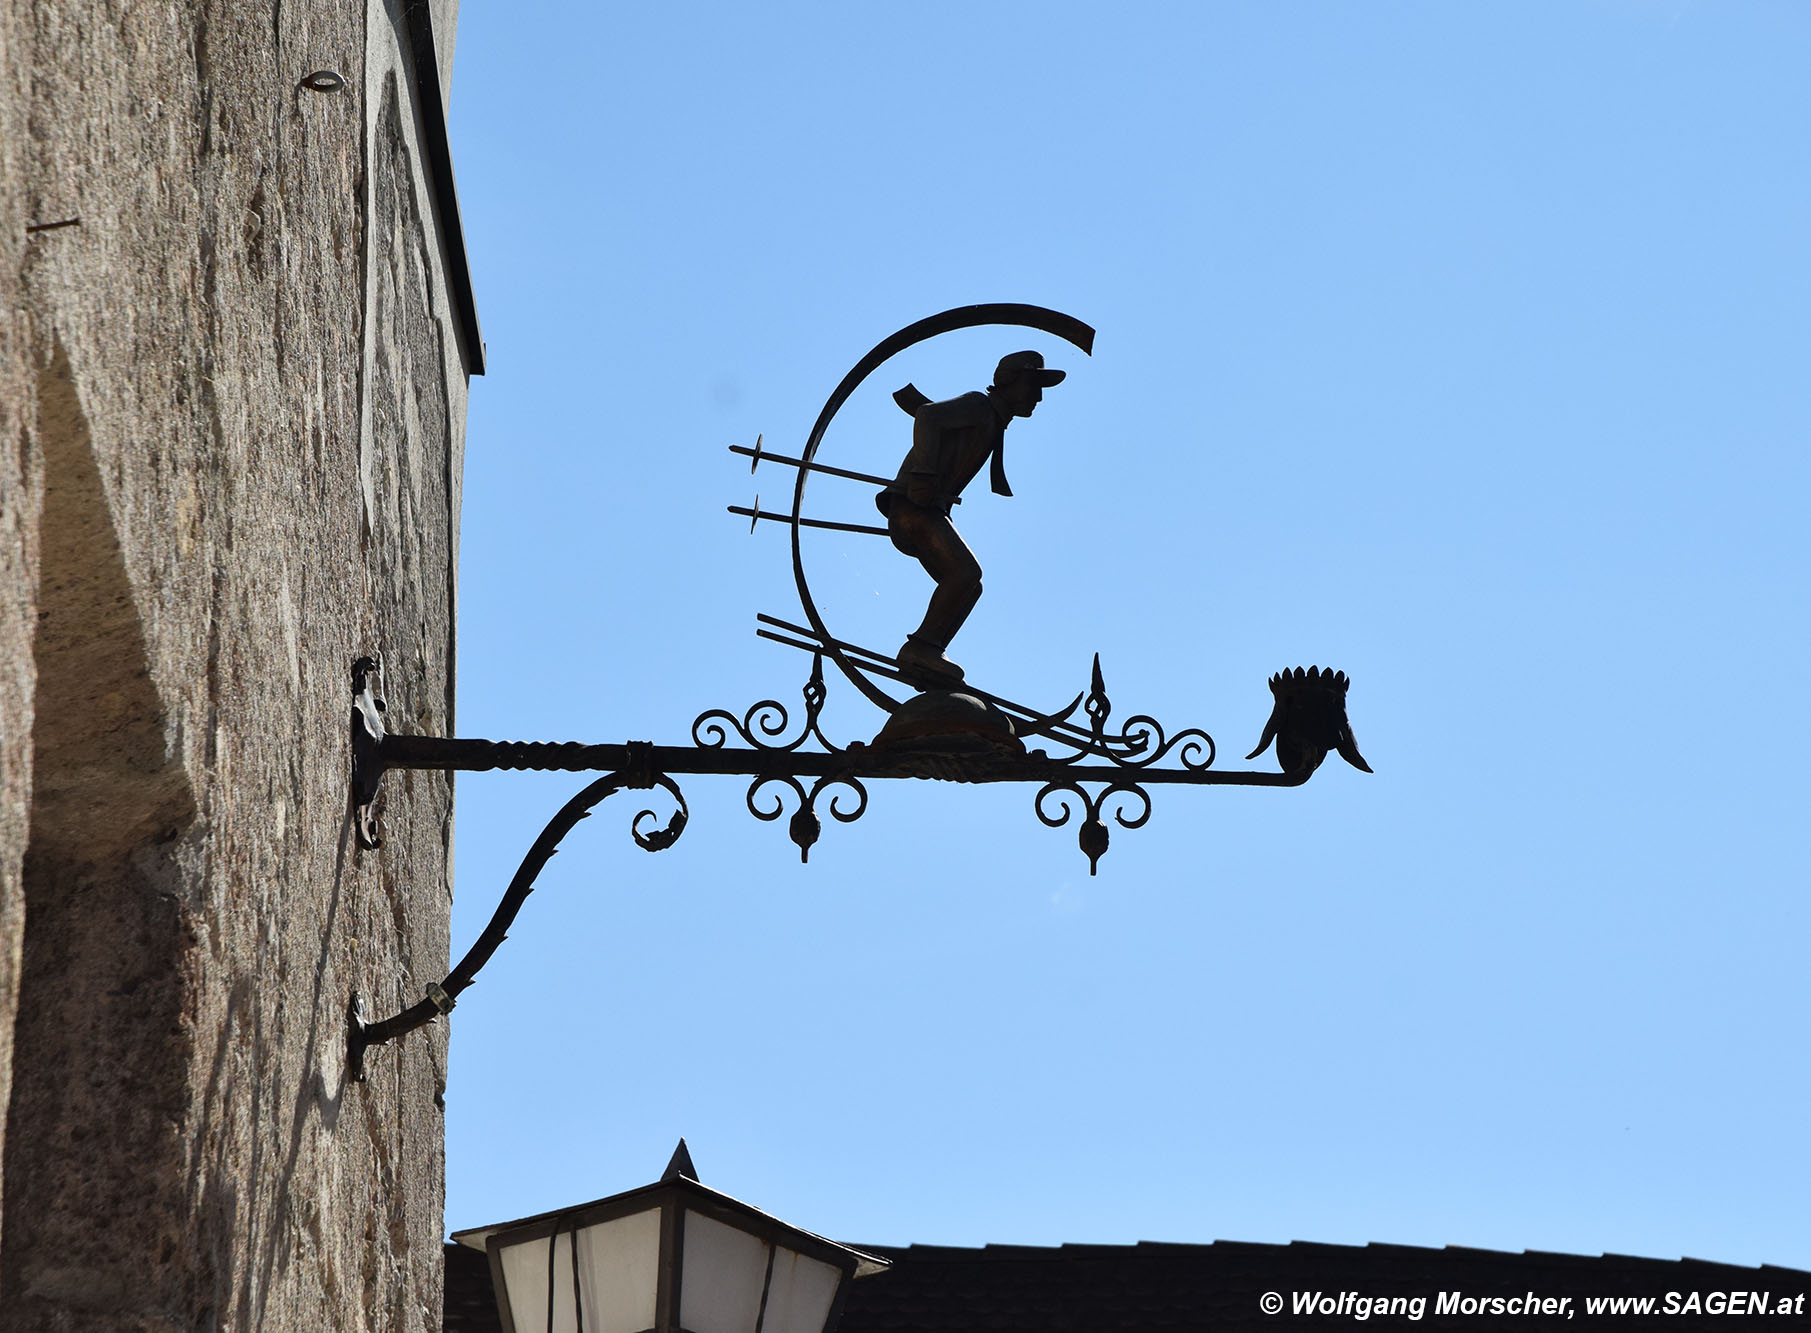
[[662, 1138, 699, 1182]]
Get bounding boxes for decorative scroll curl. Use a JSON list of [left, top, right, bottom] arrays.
[[1035, 654, 1218, 773], [1034, 780, 1152, 876], [1099, 715, 1216, 772], [746, 773, 807, 822], [692, 653, 833, 754], [631, 778, 690, 852]]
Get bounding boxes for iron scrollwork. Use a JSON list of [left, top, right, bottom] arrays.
[[691, 652, 835, 755], [1034, 780, 1152, 876], [742, 771, 870, 864], [1035, 655, 1219, 773], [692, 654, 868, 862]]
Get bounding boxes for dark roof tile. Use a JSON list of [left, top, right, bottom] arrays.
[[443, 1236, 1811, 1333]]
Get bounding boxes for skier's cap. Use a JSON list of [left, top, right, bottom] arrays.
[[994, 350, 1065, 387]]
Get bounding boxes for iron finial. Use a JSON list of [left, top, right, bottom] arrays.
[[663, 1138, 699, 1183]]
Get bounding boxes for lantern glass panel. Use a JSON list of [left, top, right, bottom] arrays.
[[758, 1247, 842, 1333], [678, 1209, 771, 1333], [495, 1206, 661, 1333]]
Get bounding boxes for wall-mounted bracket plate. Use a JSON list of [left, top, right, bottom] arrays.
[[351, 655, 389, 849]]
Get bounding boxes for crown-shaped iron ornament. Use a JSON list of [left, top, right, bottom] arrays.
[[344, 304, 1372, 1079], [1247, 667, 1372, 777]]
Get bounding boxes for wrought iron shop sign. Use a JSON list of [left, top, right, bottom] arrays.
[[347, 304, 1370, 1077]]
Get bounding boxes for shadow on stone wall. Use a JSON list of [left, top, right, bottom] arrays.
[[0, 342, 201, 1332]]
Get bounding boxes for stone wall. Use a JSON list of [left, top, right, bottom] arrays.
[[0, 1, 472, 1328], [0, 0, 32, 1267]]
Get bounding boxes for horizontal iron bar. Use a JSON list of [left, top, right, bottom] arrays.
[[376, 732, 1304, 788], [728, 506, 888, 537]]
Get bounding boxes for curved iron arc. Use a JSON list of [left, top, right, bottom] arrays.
[[347, 769, 689, 1079], [791, 304, 1096, 715]]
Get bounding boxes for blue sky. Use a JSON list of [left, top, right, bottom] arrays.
[[438, 2, 1809, 1269]]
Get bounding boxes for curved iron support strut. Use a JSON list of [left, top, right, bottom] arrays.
[[347, 768, 689, 1080]]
